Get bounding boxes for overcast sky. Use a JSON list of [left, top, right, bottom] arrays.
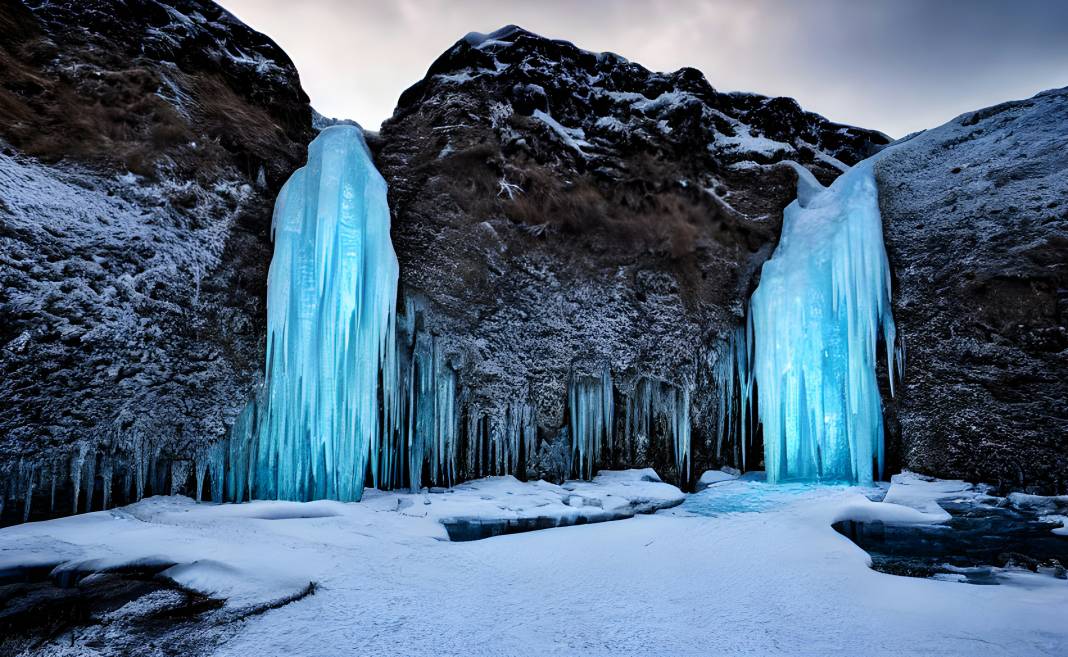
[[219, 0, 1068, 138]]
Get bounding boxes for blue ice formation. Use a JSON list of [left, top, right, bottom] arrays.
[[748, 159, 898, 485], [381, 297, 462, 491], [255, 125, 399, 502]]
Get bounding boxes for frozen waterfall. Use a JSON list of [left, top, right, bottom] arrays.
[[256, 125, 399, 502], [749, 159, 898, 486]]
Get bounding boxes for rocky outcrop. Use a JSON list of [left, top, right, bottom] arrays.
[[375, 25, 890, 485], [876, 88, 1068, 494], [0, 0, 313, 522]]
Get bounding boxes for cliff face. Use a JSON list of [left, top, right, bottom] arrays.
[[876, 88, 1068, 494], [0, 0, 313, 520], [4, 5, 1057, 514], [375, 26, 890, 484]]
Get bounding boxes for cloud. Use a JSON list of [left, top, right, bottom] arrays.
[[219, 0, 1068, 137]]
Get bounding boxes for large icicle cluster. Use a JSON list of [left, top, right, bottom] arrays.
[[622, 378, 691, 481], [255, 125, 399, 502], [569, 367, 614, 479], [749, 160, 897, 485], [380, 297, 461, 491], [567, 371, 692, 481], [713, 326, 753, 468]]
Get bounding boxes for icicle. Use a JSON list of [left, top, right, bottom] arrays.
[[432, 346, 460, 486], [100, 455, 113, 510], [83, 447, 96, 513], [21, 461, 34, 523], [133, 438, 147, 501], [209, 440, 226, 503], [69, 443, 87, 514], [194, 454, 207, 502], [620, 377, 692, 480], [226, 401, 256, 502], [749, 159, 895, 485], [568, 366, 613, 479]]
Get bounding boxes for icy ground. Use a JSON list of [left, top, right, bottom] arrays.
[[2, 470, 1067, 656]]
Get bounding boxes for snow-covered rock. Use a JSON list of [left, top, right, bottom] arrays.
[[879, 471, 988, 522], [694, 468, 740, 491], [377, 25, 888, 487]]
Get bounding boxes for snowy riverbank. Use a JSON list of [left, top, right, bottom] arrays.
[[2, 471, 1066, 656]]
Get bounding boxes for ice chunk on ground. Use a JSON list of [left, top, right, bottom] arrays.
[[695, 468, 740, 491], [880, 471, 987, 521]]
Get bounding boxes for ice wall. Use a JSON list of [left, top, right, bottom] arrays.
[[748, 160, 898, 485], [255, 125, 399, 502]]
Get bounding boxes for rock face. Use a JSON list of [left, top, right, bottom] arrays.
[[876, 88, 1068, 494], [375, 25, 889, 485], [0, 0, 313, 520]]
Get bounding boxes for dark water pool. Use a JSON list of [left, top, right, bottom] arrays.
[[834, 502, 1068, 584]]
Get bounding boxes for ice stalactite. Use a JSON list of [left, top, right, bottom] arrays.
[[208, 440, 226, 503], [69, 443, 86, 514], [254, 125, 399, 503], [465, 400, 537, 480], [749, 159, 898, 485], [383, 297, 463, 492], [226, 401, 256, 503], [569, 367, 614, 479], [621, 377, 692, 481], [565, 372, 694, 482], [713, 326, 753, 468], [100, 456, 112, 511]]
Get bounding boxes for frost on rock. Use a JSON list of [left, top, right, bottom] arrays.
[[253, 125, 399, 502], [748, 159, 899, 485]]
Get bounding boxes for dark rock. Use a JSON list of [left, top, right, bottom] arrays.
[[875, 88, 1068, 495], [376, 25, 889, 486], [0, 0, 313, 520]]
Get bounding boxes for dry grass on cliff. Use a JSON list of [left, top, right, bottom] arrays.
[[503, 161, 711, 258], [0, 9, 191, 177]]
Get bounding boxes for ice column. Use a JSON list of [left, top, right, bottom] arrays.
[[749, 159, 896, 485], [255, 125, 399, 502]]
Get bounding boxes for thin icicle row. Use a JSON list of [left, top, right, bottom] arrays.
[[568, 366, 614, 479]]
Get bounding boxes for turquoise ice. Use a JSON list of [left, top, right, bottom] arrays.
[[749, 160, 898, 485], [255, 125, 399, 502]]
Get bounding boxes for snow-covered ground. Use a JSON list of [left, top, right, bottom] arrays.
[[2, 470, 1066, 656]]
